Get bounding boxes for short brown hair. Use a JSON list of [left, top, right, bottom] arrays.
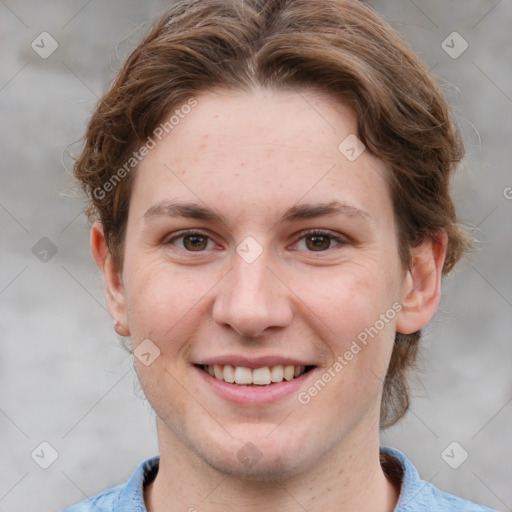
[[74, 0, 469, 428]]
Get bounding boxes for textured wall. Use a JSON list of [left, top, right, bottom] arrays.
[[0, 1, 510, 511]]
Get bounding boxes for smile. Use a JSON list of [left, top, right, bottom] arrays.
[[199, 364, 314, 385]]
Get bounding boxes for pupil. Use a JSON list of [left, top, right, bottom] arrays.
[[307, 235, 330, 251], [184, 235, 207, 251]]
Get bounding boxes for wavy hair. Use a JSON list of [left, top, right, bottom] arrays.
[[74, 0, 469, 428]]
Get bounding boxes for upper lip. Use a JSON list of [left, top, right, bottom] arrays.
[[195, 355, 316, 369]]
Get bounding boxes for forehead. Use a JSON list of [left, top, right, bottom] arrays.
[[129, 87, 392, 228]]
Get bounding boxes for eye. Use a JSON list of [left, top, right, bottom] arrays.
[[166, 231, 216, 251], [294, 229, 347, 252], [165, 229, 347, 254]]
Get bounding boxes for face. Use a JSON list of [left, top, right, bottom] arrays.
[[100, 88, 425, 480]]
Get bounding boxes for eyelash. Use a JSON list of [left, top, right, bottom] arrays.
[[293, 229, 348, 252], [165, 229, 348, 254]]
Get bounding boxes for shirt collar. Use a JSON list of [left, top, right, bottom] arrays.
[[114, 456, 159, 512], [380, 446, 424, 511]]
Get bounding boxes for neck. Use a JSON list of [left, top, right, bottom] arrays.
[[144, 421, 399, 512]]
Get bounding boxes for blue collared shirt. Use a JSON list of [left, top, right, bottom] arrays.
[[61, 446, 498, 511]]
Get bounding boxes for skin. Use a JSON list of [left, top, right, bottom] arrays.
[[91, 87, 447, 512]]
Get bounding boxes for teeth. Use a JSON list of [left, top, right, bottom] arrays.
[[252, 367, 271, 385], [214, 364, 223, 380], [283, 365, 295, 381], [204, 364, 308, 385], [223, 364, 235, 383], [234, 366, 252, 385], [270, 365, 283, 382]]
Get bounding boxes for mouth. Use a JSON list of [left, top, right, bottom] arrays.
[[195, 364, 316, 386]]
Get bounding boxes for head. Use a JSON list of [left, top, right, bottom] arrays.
[[77, 0, 468, 478]]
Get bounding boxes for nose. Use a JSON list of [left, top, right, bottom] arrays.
[[212, 249, 293, 338]]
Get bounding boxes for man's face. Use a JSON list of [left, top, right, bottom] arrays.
[[117, 88, 407, 478]]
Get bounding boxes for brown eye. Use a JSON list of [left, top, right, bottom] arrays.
[[167, 231, 214, 252], [305, 234, 332, 251], [182, 234, 208, 251], [294, 230, 346, 252]]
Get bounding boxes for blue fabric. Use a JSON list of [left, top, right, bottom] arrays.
[[384, 447, 498, 511], [61, 447, 498, 511]]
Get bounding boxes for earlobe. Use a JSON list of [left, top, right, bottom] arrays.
[[90, 222, 130, 337], [395, 232, 448, 335]]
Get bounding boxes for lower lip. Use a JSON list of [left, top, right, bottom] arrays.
[[194, 366, 316, 406]]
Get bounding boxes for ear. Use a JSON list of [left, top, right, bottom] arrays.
[[90, 222, 130, 337], [395, 231, 448, 334]]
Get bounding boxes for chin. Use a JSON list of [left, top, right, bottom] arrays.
[[190, 431, 321, 483], [201, 448, 308, 483]]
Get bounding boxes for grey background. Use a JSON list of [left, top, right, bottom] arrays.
[[0, 1, 510, 511]]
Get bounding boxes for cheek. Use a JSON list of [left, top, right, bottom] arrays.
[[123, 258, 222, 344], [297, 263, 399, 407], [304, 265, 397, 338]]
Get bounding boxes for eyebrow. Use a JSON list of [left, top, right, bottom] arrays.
[[143, 200, 371, 224], [281, 201, 370, 223]]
